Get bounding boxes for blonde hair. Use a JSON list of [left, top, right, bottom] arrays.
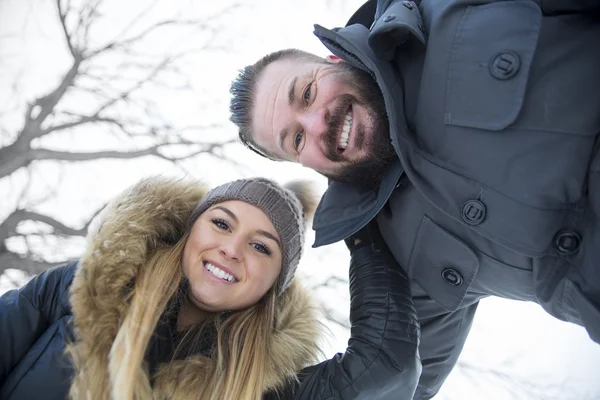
[[69, 231, 289, 400]]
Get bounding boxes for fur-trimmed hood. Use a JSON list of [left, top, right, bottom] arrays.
[[68, 176, 322, 399]]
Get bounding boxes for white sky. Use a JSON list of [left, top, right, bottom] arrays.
[[1, 0, 599, 398]]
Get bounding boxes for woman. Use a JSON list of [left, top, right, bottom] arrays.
[[0, 176, 420, 400]]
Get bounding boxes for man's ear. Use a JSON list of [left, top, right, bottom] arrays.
[[325, 55, 344, 64]]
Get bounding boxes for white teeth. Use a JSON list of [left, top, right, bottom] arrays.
[[205, 262, 236, 282], [339, 110, 352, 150]]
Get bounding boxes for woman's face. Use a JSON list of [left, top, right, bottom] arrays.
[[182, 200, 283, 313]]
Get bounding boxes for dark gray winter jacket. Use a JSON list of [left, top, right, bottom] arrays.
[[0, 262, 76, 400], [310, 0, 600, 399]]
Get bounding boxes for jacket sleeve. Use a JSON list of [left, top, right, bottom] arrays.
[[0, 262, 76, 386], [270, 245, 421, 400], [410, 281, 479, 400]]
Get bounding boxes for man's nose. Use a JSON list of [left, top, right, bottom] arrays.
[[298, 108, 328, 139]]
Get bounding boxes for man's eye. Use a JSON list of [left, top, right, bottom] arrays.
[[294, 131, 303, 150], [303, 85, 311, 103]]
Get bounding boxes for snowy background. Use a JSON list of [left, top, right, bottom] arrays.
[[1, 0, 599, 399]]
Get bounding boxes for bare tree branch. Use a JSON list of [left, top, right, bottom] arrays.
[[78, 0, 103, 46], [0, 250, 61, 276], [56, 0, 80, 59], [0, 142, 30, 179], [0, 210, 84, 244], [1, 0, 243, 279], [0, 56, 81, 169], [89, 19, 209, 58], [20, 210, 88, 236], [31, 147, 167, 161], [88, 54, 184, 116], [19, 59, 82, 144], [41, 115, 123, 134]]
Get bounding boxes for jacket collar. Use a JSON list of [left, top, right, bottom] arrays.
[[311, 1, 426, 247], [346, 0, 426, 48]]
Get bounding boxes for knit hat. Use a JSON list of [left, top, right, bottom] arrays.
[[189, 178, 317, 295]]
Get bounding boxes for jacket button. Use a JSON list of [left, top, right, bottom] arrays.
[[441, 268, 463, 286], [461, 200, 486, 226], [490, 52, 520, 80], [402, 1, 414, 9], [384, 14, 396, 22], [554, 230, 582, 255]]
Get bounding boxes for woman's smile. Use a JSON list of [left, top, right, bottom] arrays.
[[202, 260, 238, 283]]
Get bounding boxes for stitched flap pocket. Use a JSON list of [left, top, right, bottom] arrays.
[[444, 1, 542, 131], [408, 216, 479, 312]]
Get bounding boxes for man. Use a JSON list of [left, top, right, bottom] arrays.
[[230, 0, 600, 398]]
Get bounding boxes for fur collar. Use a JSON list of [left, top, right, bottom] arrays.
[[69, 177, 322, 399]]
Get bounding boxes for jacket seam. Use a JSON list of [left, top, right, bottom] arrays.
[[416, 304, 473, 392], [326, 272, 393, 398], [413, 146, 575, 212], [17, 291, 48, 326], [58, 264, 76, 316]]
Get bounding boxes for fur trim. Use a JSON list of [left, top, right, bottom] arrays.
[[151, 278, 322, 399], [68, 176, 322, 399]]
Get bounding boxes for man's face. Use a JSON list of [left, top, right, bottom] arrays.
[[251, 56, 395, 186]]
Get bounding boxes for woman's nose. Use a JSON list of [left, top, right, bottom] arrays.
[[219, 237, 242, 261]]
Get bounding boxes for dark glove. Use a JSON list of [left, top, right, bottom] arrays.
[[343, 218, 388, 254]]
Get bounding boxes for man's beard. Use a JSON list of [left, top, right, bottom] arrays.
[[320, 62, 396, 188]]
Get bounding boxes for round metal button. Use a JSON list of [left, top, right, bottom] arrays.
[[554, 230, 582, 255], [490, 52, 520, 80], [383, 14, 396, 22], [402, 1, 413, 9], [461, 200, 486, 226], [441, 268, 463, 286]]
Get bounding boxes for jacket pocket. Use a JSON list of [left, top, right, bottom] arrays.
[[408, 216, 479, 312], [444, 1, 541, 131]]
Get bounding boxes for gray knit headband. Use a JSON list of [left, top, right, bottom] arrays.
[[189, 178, 306, 295]]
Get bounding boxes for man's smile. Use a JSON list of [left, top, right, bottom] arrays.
[[338, 106, 353, 154]]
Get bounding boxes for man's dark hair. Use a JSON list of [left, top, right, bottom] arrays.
[[229, 49, 322, 160]]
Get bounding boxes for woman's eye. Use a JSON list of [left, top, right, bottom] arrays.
[[294, 131, 303, 150], [211, 219, 229, 231], [251, 242, 271, 255], [303, 85, 311, 103]]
